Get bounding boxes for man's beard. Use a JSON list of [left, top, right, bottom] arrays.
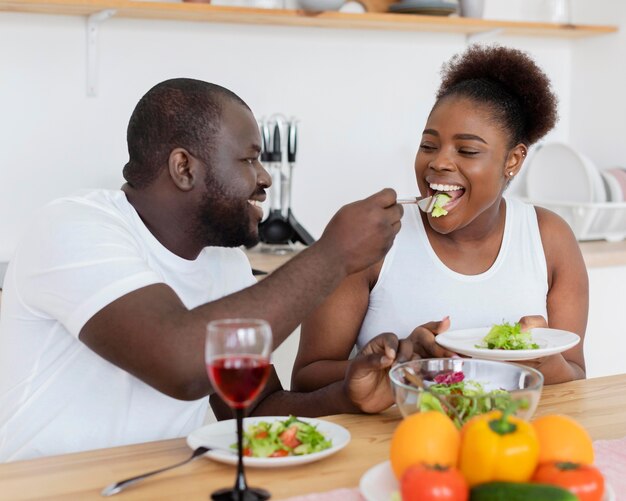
[[191, 177, 260, 248]]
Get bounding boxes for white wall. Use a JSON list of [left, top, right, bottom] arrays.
[[0, 2, 576, 263], [2, 1, 625, 384], [570, 0, 626, 169]]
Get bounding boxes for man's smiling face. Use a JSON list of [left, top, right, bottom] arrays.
[[192, 100, 271, 248]]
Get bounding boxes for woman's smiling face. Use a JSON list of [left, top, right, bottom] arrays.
[[415, 95, 520, 235]]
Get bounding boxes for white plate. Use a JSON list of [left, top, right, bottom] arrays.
[[359, 460, 615, 501], [526, 142, 606, 204], [604, 167, 626, 202], [435, 327, 580, 361], [601, 169, 623, 202], [186, 416, 350, 468]]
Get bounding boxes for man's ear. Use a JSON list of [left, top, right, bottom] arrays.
[[168, 148, 197, 191]]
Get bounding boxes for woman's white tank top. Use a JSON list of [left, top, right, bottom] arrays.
[[357, 198, 549, 349]]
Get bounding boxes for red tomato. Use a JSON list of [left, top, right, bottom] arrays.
[[279, 426, 301, 449], [243, 447, 253, 457], [401, 464, 468, 501], [254, 431, 269, 439], [532, 462, 605, 501], [269, 449, 289, 457]]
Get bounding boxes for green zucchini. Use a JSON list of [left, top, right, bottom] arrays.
[[470, 482, 578, 501]]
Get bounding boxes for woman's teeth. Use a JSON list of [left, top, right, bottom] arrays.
[[429, 183, 463, 192], [247, 200, 262, 207]]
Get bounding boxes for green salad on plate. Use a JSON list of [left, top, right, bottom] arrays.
[[476, 321, 540, 350], [239, 416, 332, 458]]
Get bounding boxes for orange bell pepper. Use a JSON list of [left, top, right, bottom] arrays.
[[459, 407, 539, 487]]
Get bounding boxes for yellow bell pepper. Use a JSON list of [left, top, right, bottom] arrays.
[[459, 408, 539, 487]]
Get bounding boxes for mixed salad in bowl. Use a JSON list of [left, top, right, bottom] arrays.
[[417, 371, 521, 428], [389, 358, 543, 428]]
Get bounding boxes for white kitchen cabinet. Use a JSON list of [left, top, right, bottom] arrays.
[[586, 266, 626, 378]]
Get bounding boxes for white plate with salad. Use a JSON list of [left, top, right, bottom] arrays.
[[435, 324, 580, 361], [359, 460, 616, 501], [187, 416, 350, 468]]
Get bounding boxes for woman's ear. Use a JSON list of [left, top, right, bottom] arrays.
[[168, 148, 196, 191], [504, 144, 528, 179]]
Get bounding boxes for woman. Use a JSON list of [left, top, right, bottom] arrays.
[[292, 45, 587, 407]]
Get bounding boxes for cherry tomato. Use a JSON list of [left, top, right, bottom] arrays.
[[269, 449, 289, 457], [279, 426, 301, 449], [243, 447, 253, 457], [401, 464, 468, 501], [254, 431, 268, 439], [532, 461, 605, 501]]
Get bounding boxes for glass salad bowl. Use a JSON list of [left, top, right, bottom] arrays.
[[389, 358, 544, 428]]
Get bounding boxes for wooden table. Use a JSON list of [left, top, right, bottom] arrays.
[[1, 374, 625, 500]]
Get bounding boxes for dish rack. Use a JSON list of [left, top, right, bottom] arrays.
[[521, 198, 626, 242]]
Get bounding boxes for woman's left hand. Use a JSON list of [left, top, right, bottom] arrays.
[[518, 315, 548, 331], [516, 315, 562, 374]]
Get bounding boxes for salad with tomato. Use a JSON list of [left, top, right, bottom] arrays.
[[240, 416, 332, 458]]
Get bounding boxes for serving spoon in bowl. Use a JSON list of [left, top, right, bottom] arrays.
[[401, 367, 464, 425]]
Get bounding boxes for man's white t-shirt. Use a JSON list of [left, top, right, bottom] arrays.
[[0, 190, 256, 461]]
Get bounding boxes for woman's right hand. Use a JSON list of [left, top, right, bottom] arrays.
[[343, 332, 413, 414], [407, 316, 457, 358]]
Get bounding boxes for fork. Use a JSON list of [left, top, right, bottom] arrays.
[[397, 196, 436, 213], [101, 446, 210, 496]]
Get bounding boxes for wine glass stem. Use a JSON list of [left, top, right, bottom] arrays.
[[234, 407, 248, 496]]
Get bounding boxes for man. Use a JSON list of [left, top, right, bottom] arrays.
[[0, 78, 406, 461]]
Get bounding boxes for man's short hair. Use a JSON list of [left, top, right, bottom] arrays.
[[123, 78, 249, 189]]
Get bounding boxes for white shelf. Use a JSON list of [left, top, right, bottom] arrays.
[[0, 0, 619, 37]]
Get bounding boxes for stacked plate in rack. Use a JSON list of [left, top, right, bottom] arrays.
[[388, 0, 457, 15], [600, 167, 626, 202], [525, 142, 606, 204], [524, 142, 626, 241]]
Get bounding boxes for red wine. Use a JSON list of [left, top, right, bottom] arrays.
[[208, 356, 271, 409]]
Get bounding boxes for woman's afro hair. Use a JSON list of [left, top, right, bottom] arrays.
[[436, 45, 558, 146]]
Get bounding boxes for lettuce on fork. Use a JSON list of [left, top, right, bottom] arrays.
[[431, 192, 452, 218]]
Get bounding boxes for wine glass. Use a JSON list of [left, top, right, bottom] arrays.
[[205, 318, 272, 501]]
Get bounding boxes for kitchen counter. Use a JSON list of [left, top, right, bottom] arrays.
[[579, 240, 626, 268], [246, 240, 626, 275], [0, 241, 623, 290], [246, 240, 626, 379]]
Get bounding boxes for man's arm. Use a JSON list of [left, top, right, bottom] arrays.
[[79, 189, 403, 401], [211, 332, 414, 419]]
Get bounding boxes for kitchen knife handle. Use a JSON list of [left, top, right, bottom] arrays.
[[288, 120, 297, 163], [271, 121, 282, 162], [260, 120, 271, 162]]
